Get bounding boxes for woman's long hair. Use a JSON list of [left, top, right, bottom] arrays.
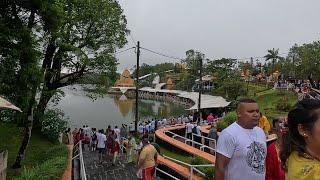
[[279, 99, 320, 171]]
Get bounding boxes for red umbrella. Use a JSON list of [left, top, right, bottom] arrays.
[[0, 96, 22, 112]]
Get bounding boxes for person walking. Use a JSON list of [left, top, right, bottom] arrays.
[[137, 135, 158, 180], [186, 121, 194, 144], [207, 123, 218, 154], [127, 133, 137, 163], [258, 113, 271, 136], [96, 129, 107, 163], [215, 98, 267, 180]]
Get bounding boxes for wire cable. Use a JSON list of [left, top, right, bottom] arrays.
[[129, 33, 137, 46], [140, 47, 185, 61], [115, 47, 136, 54]]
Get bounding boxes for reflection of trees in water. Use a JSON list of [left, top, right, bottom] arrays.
[[133, 99, 187, 121], [111, 95, 187, 121]]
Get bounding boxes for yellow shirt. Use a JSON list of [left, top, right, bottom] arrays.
[[139, 144, 157, 169], [258, 115, 271, 132], [287, 151, 320, 180]]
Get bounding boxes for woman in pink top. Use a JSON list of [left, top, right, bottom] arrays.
[[207, 113, 214, 123]]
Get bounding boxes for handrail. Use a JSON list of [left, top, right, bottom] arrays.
[[154, 167, 180, 180], [192, 133, 216, 155], [73, 140, 87, 180], [164, 130, 216, 154], [163, 155, 214, 180]]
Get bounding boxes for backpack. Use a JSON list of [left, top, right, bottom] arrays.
[[192, 125, 198, 134], [92, 133, 97, 141]]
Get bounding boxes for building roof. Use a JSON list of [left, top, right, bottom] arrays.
[[139, 88, 230, 110]]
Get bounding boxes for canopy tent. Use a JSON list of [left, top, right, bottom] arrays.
[[0, 96, 22, 112]]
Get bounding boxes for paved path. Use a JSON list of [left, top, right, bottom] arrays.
[[83, 149, 162, 180]]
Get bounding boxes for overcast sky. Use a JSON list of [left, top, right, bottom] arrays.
[[116, 0, 320, 73]]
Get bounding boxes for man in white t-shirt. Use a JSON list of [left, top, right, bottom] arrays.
[[114, 126, 120, 140], [96, 129, 107, 163], [182, 116, 188, 124], [186, 121, 194, 144], [129, 122, 134, 134], [138, 124, 144, 135], [215, 98, 267, 180], [177, 116, 182, 124], [162, 118, 167, 127]]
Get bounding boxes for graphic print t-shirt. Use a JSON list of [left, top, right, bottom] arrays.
[[217, 122, 267, 180]]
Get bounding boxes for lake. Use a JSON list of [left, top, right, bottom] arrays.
[[55, 86, 188, 129]]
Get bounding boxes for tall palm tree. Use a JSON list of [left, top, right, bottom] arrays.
[[264, 48, 281, 81]]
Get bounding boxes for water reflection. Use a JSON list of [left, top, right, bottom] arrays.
[[56, 87, 187, 129]]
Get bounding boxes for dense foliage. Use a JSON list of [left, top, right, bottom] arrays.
[[40, 109, 69, 142]]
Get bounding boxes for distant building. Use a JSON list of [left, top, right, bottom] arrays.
[[114, 68, 135, 87]]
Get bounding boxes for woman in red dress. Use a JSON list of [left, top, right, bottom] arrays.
[[110, 130, 120, 166], [266, 118, 286, 180]]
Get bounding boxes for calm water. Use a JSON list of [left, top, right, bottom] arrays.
[[55, 86, 187, 129]]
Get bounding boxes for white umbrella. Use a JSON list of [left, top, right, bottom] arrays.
[[0, 96, 22, 112]]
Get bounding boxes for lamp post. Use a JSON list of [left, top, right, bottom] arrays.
[[135, 41, 140, 134], [197, 55, 203, 122]]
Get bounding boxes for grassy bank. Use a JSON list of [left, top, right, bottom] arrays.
[[0, 122, 68, 179]]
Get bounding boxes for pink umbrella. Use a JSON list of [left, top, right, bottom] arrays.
[[0, 96, 22, 112]]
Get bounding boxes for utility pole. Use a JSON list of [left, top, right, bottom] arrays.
[[198, 55, 203, 122], [135, 41, 140, 134]]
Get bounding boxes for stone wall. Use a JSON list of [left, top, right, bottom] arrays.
[[0, 150, 8, 180]]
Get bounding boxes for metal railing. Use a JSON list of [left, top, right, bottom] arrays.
[[72, 140, 87, 180], [164, 130, 216, 155], [192, 133, 216, 156], [154, 167, 180, 180], [163, 155, 215, 180]]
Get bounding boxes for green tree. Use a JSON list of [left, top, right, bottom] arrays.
[[35, 0, 128, 125], [264, 48, 281, 79], [0, 0, 65, 168], [206, 58, 237, 81]]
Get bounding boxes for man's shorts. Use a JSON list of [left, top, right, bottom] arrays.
[[98, 148, 106, 155], [142, 166, 154, 180]]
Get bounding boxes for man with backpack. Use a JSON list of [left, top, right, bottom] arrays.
[[91, 128, 97, 151], [192, 121, 202, 148], [186, 121, 194, 145]]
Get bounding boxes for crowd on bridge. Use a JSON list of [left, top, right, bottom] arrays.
[[63, 97, 320, 180]]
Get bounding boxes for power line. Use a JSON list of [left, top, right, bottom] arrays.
[[235, 52, 288, 61], [115, 47, 135, 54], [129, 33, 137, 46], [140, 47, 185, 61], [139, 46, 289, 63]]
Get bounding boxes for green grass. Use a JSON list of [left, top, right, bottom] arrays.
[[254, 89, 297, 119], [160, 146, 193, 164], [0, 122, 61, 179]]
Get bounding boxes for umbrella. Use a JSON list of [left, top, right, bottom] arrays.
[[0, 96, 22, 112]]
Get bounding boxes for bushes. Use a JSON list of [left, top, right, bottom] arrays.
[[223, 111, 237, 125], [276, 96, 292, 111], [190, 156, 214, 179], [40, 108, 69, 142], [217, 121, 228, 132], [16, 145, 69, 180]]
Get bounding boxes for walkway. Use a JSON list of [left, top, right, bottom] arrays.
[[82, 149, 163, 180]]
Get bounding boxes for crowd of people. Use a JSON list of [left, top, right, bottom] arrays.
[[61, 98, 320, 180], [215, 98, 320, 180]]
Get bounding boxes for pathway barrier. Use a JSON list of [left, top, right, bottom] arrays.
[[72, 141, 87, 180], [191, 133, 216, 155], [162, 155, 214, 180], [155, 126, 216, 164], [164, 130, 216, 155]]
